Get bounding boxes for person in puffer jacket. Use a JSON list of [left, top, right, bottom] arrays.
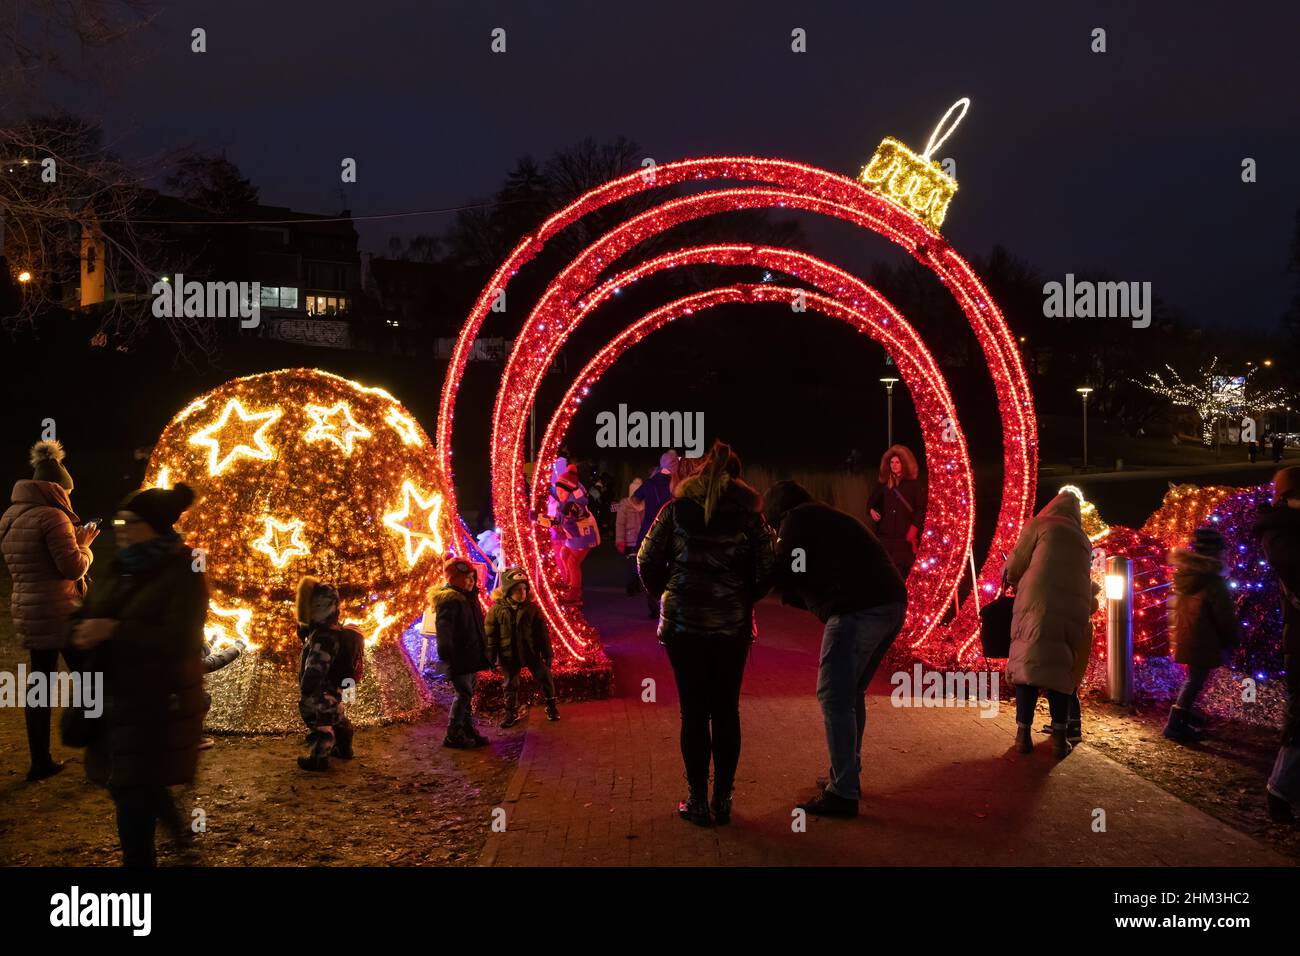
[[1163, 526, 1240, 743], [295, 576, 364, 771], [1004, 491, 1096, 759], [637, 440, 774, 827], [428, 557, 492, 749], [486, 568, 558, 728], [0, 440, 98, 780]]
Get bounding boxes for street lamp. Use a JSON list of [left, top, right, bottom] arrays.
[[1076, 386, 1093, 469], [16, 270, 32, 283], [880, 376, 899, 447]]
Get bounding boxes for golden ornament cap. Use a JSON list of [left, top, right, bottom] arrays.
[[858, 98, 969, 231]]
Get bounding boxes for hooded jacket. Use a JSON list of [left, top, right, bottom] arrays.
[[1168, 548, 1240, 669], [80, 539, 207, 788], [615, 484, 645, 549], [633, 470, 675, 545], [1005, 493, 1096, 694], [0, 479, 94, 650], [1254, 502, 1300, 744], [637, 477, 775, 642], [430, 583, 491, 677], [485, 569, 553, 671], [867, 445, 926, 568]]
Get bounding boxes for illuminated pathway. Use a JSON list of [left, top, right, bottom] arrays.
[[478, 567, 1291, 867]]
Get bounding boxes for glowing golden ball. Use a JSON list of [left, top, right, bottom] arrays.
[[145, 368, 448, 658]]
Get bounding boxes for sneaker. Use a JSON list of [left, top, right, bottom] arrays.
[[466, 729, 490, 748], [544, 699, 560, 721], [297, 754, 329, 771], [198, 737, 216, 750], [500, 711, 520, 729], [797, 790, 859, 818], [442, 733, 470, 749]]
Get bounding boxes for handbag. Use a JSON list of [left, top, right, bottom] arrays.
[[978, 588, 1015, 658]]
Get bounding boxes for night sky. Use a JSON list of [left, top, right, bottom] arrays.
[[41, 0, 1300, 332]]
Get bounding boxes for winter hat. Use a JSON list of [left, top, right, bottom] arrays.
[[30, 440, 73, 491], [1191, 525, 1225, 557], [443, 556, 474, 579], [296, 575, 340, 625], [762, 480, 814, 531], [499, 567, 531, 601], [659, 450, 679, 472], [120, 482, 195, 534], [1274, 466, 1300, 502]]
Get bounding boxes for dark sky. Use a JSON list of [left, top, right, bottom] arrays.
[[45, 0, 1300, 332]]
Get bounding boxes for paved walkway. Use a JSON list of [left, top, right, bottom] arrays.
[[478, 585, 1291, 867]]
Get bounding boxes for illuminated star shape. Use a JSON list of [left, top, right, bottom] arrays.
[[385, 407, 421, 446], [252, 515, 310, 568], [189, 399, 282, 475], [304, 402, 372, 455], [383, 481, 444, 566], [205, 601, 258, 652], [344, 601, 398, 648]]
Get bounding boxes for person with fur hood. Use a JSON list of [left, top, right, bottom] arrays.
[[295, 576, 364, 771], [0, 440, 98, 780], [638, 441, 775, 826], [1004, 492, 1096, 759], [1163, 527, 1240, 743], [868, 444, 926, 578], [486, 568, 558, 727], [1254, 466, 1300, 823]]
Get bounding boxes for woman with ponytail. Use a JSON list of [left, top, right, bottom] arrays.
[[637, 441, 775, 826]]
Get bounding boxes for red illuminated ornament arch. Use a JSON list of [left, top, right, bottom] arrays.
[[437, 101, 1038, 674]]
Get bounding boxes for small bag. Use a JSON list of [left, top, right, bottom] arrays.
[[978, 590, 1015, 658]]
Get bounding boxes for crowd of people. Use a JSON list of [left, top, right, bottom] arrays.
[[5, 433, 1299, 865]]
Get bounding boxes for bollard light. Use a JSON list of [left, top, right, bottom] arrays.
[[1105, 555, 1134, 704]]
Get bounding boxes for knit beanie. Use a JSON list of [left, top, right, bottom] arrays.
[[1190, 525, 1225, 557], [30, 440, 73, 491], [120, 483, 195, 534]]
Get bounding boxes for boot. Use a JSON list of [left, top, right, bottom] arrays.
[[499, 708, 520, 729], [1014, 724, 1034, 754], [544, 698, 560, 721], [1266, 791, 1294, 824], [25, 759, 66, 782], [1162, 705, 1201, 744], [711, 783, 733, 825], [297, 753, 329, 771], [464, 722, 490, 748], [1050, 723, 1073, 758], [677, 782, 711, 826], [330, 741, 354, 759], [1066, 718, 1082, 745], [442, 729, 470, 749]]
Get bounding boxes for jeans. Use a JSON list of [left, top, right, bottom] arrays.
[[1014, 685, 1077, 726], [1175, 665, 1213, 710], [25, 646, 87, 767], [502, 660, 557, 709], [449, 672, 478, 736], [665, 635, 751, 795], [109, 785, 180, 868], [1268, 746, 1300, 804], [817, 602, 906, 801]]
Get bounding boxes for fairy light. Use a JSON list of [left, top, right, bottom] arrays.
[[205, 601, 257, 653], [146, 369, 448, 655], [437, 150, 1036, 675], [385, 407, 421, 446], [858, 98, 968, 231], [188, 398, 283, 475], [1059, 484, 1110, 541]]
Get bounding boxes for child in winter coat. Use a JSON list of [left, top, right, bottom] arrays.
[[615, 478, 646, 595], [296, 576, 364, 771], [428, 556, 492, 748], [1164, 526, 1240, 742], [486, 568, 559, 727]]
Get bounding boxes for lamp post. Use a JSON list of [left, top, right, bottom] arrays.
[[1076, 386, 1093, 469], [1105, 555, 1134, 705], [880, 377, 899, 447]]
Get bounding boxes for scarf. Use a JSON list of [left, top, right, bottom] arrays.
[[116, 532, 183, 575]]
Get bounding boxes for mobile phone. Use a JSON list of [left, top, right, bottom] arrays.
[[85, 518, 102, 529]]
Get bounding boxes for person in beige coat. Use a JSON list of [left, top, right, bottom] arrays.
[[0, 441, 98, 779], [1004, 492, 1095, 758]]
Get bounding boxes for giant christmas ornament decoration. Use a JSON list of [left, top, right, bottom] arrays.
[[437, 100, 1039, 679], [145, 369, 440, 731]]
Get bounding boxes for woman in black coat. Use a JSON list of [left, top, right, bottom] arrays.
[[637, 441, 775, 825], [71, 484, 208, 868], [868, 444, 926, 578]]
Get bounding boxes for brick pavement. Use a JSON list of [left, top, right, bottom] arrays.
[[478, 584, 1291, 867]]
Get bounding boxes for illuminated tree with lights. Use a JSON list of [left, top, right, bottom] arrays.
[[1138, 357, 1291, 446]]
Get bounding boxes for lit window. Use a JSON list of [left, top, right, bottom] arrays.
[[279, 287, 298, 309], [261, 287, 280, 308]]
